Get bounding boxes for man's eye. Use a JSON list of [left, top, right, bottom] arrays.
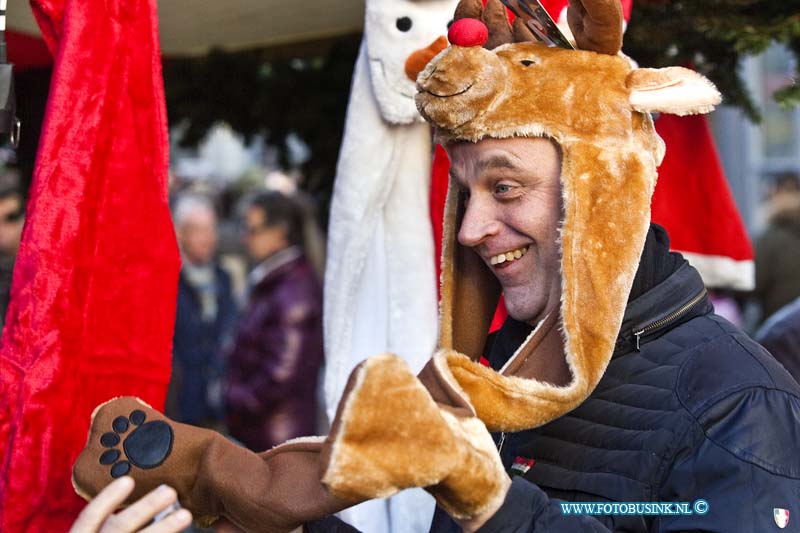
[[495, 184, 513, 194]]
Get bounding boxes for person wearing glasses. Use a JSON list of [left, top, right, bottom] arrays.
[[224, 190, 325, 451], [0, 170, 24, 332]]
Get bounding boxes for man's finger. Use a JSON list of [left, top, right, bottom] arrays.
[[108, 485, 180, 532], [69, 477, 135, 533], [139, 508, 193, 533]]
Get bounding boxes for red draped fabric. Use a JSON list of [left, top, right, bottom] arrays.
[[651, 114, 753, 288], [7, 30, 52, 70], [0, 0, 179, 529]]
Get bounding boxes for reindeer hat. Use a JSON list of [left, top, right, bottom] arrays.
[[415, 0, 721, 432]]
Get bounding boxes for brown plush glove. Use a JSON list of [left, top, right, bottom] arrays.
[[73, 352, 512, 532], [72, 397, 355, 532], [320, 352, 510, 523], [74, 334, 537, 531]]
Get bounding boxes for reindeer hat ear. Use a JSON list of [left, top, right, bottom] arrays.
[[627, 67, 722, 116], [418, 0, 722, 432]]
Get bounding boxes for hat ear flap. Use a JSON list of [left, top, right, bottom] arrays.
[[438, 179, 502, 359], [512, 17, 537, 43]]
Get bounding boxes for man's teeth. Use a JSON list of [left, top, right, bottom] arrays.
[[490, 246, 529, 266]]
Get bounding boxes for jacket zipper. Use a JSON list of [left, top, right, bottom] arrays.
[[633, 288, 707, 351], [496, 432, 506, 454]]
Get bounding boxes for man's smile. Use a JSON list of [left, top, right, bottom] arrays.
[[489, 245, 530, 266]]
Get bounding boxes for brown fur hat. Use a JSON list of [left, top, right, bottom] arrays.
[[415, 0, 721, 432]]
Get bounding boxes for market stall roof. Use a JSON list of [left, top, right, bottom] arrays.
[[8, 0, 366, 61]]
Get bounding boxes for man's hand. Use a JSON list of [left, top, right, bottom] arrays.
[[70, 477, 192, 533]]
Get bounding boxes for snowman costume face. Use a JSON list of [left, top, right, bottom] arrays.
[[364, 0, 458, 124]]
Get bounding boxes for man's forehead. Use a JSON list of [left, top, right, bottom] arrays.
[[447, 137, 559, 182]]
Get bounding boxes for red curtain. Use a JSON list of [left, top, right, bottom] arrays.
[[7, 30, 52, 70], [0, 0, 179, 529]]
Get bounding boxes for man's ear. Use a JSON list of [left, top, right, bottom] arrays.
[[626, 66, 721, 116]]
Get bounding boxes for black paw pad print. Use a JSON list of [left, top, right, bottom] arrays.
[[99, 409, 174, 478]]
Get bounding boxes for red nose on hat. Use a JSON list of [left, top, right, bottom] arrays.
[[448, 18, 488, 48]]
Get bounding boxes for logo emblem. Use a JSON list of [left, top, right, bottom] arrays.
[[510, 456, 535, 475], [774, 508, 790, 529]]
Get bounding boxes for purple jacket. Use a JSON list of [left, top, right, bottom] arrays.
[[224, 247, 324, 450]]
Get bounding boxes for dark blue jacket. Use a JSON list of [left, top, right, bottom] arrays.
[[431, 260, 800, 532], [169, 265, 238, 425]]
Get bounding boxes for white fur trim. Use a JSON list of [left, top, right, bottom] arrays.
[[679, 252, 755, 291], [498, 315, 546, 375], [276, 435, 326, 446]]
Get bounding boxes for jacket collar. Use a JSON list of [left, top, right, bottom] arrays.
[[248, 246, 302, 290], [615, 260, 711, 356], [488, 260, 711, 367]]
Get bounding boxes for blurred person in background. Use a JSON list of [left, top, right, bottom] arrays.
[[755, 296, 800, 384], [0, 170, 25, 332], [225, 190, 324, 450], [169, 194, 238, 429], [752, 172, 800, 325]]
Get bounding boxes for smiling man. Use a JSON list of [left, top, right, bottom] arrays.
[[450, 138, 570, 387]]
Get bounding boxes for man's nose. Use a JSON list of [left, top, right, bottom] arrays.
[[405, 36, 448, 82], [457, 197, 499, 248]]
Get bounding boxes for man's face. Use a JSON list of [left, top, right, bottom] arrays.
[[0, 194, 24, 257], [242, 207, 288, 263], [176, 208, 217, 266], [449, 137, 563, 325]]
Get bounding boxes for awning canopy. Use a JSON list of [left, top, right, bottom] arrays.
[[8, 0, 366, 64]]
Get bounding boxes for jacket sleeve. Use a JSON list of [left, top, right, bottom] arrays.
[[481, 386, 800, 532], [226, 280, 322, 413], [655, 386, 800, 532], [254, 299, 318, 405], [304, 516, 363, 532], [476, 477, 611, 533], [752, 232, 777, 311]]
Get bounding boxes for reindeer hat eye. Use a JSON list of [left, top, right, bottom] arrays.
[[520, 59, 537, 67], [396, 17, 413, 32]]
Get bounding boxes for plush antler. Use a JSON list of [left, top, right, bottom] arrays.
[[482, 0, 513, 49], [454, 0, 482, 21], [567, 0, 623, 55], [453, 0, 622, 53], [453, 0, 514, 50], [512, 16, 536, 43]]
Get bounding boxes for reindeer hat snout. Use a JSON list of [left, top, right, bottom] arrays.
[[420, 0, 722, 432], [416, 43, 502, 130]]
